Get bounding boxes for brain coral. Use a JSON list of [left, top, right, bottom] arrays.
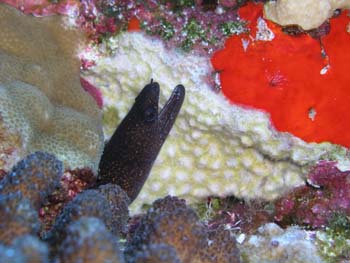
[[83, 32, 349, 212], [0, 3, 103, 172]]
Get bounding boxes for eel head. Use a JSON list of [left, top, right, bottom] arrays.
[[97, 80, 185, 203]]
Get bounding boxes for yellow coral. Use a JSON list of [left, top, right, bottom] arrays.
[[0, 4, 103, 172], [264, 0, 350, 30]]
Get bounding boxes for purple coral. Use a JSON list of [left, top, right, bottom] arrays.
[[274, 161, 350, 228]]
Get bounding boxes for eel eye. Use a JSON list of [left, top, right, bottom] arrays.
[[144, 107, 157, 122]]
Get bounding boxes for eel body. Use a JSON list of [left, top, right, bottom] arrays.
[[97, 81, 185, 203]]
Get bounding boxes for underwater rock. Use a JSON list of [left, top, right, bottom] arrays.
[[239, 223, 325, 263], [58, 217, 124, 263], [0, 3, 103, 173], [83, 31, 349, 212], [264, 0, 350, 30]]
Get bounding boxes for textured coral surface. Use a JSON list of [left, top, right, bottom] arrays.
[[212, 2, 350, 147], [0, 3, 103, 172], [126, 196, 241, 263], [84, 31, 349, 212], [264, 0, 350, 30], [274, 162, 350, 228], [239, 223, 324, 263]]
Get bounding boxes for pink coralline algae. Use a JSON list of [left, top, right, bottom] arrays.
[[80, 77, 103, 108], [274, 162, 350, 228], [3, 0, 249, 55], [1, 0, 80, 16]]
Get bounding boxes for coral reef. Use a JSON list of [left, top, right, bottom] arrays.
[[45, 184, 129, 251], [316, 212, 350, 262], [0, 235, 49, 263], [0, 115, 22, 179], [204, 197, 273, 233], [274, 162, 350, 228], [83, 31, 349, 212], [1, 0, 81, 16], [0, 152, 63, 245], [0, 193, 40, 245], [58, 217, 124, 263], [0, 151, 62, 209], [39, 168, 96, 232], [239, 223, 325, 262], [264, 0, 350, 30], [212, 3, 350, 147], [3, 0, 248, 55], [126, 196, 241, 263], [132, 244, 181, 263], [0, 3, 103, 173]]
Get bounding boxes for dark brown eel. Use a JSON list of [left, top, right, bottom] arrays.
[[96, 80, 185, 203]]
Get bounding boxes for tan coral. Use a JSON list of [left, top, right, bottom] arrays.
[[264, 0, 350, 30], [0, 4, 103, 172]]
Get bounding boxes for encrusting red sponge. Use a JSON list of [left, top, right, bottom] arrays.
[[212, 2, 350, 147]]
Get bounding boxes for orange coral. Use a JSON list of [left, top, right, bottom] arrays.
[[212, 2, 350, 147]]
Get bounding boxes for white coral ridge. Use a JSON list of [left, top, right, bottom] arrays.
[[84, 32, 348, 212], [264, 0, 350, 30]]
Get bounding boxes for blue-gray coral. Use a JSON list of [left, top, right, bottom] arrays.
[[0, 151, 62, 209], [58, 217, 124, 263]]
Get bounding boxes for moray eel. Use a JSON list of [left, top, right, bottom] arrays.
[[97, 81, 185, 203]]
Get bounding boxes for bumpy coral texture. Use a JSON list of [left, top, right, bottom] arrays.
[[0, 194, 40, 245], [239, 223, 325, 263], [274, 162, 350, 228], [0, 151, 62, 209], [0, 152, 63, 245], [264, 0, 350, 30], [126, 196, 241, 263], [58, 217, 124, 263], [0, 115, 22, 178], [132, 244, 181, 263], [83, 32, 348, 212], [0, 235, 49, 263], [0, 4, 103, 172], [46, 184, 129, 256]]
